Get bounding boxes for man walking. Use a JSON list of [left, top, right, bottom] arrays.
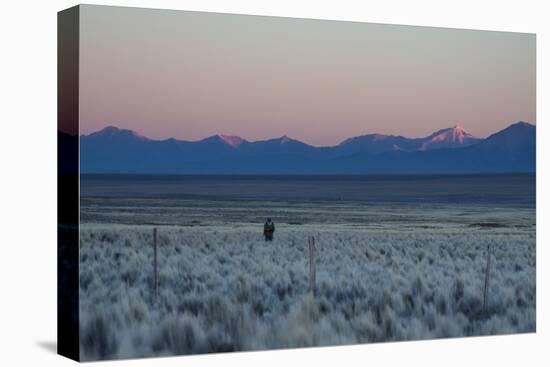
[[264, 218, 275, 241]]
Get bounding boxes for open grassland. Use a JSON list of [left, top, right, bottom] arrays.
[[79, 213, 535, 360]]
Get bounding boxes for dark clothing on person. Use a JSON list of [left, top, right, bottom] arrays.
[[264, 220, 275, 241]]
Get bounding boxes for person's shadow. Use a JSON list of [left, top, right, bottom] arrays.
[[36, 340, 57, 354]]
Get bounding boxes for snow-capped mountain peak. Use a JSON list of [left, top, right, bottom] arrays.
[[87, 125, 150, 141], [420, 125, 480, 150], [279, 135, 292, 144], [218, 134, 246, 148]]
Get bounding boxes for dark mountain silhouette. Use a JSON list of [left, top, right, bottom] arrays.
[[332, 122, 535, 174], [336, 125, 481, 155], [337, 133, 421, 155], [80, 122, 535, 174]]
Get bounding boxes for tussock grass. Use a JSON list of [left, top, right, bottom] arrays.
[[79, 225, 535, 360]]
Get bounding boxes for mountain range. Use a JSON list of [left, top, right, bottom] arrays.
[[73, 122, 535, 174]]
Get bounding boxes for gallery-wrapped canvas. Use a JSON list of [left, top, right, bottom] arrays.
[[58, 4, 536, 362]]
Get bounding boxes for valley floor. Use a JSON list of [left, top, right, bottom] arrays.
[[79, 199, 535, 360]]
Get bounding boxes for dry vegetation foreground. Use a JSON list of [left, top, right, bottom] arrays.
[[79, 224, 535, 360]]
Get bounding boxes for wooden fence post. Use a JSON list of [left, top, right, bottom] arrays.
[[483, 244, 492, 312], [308, 236, 316, 296], [153, 227, 158, 295]]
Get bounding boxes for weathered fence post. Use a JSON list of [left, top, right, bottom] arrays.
[[308, 236, 316, 296], [153, 227, 158, 295], [483, 244, 492, 312]]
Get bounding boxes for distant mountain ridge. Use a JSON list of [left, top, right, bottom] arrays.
[[336, 125, 481, 155], [80, 122, 535, 174]]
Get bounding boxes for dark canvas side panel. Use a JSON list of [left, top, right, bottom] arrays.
[[57, 5, 80, 362]]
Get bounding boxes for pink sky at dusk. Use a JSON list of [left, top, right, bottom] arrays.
[[79, 5, 535, 147]]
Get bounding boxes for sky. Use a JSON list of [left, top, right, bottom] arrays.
[[79, 5, 535, 147]]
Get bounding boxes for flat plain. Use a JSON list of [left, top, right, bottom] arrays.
[[78, 175, 535, 360]]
